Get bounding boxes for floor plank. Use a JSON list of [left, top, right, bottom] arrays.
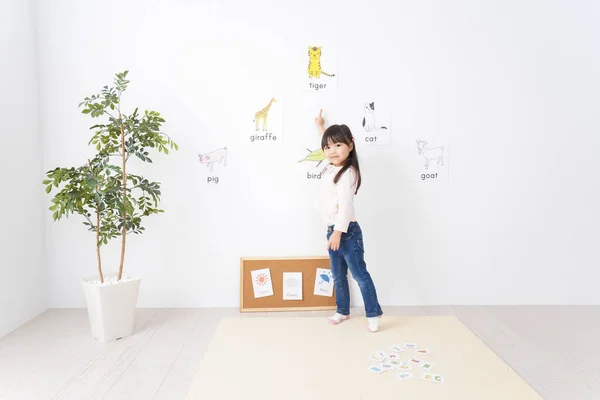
[[152, 308, 235, 400]]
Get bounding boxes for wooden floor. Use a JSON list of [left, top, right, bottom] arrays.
[[0, 306, 598, 400]]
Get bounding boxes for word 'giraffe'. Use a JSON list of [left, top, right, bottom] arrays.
[[254, 98, 277, 131]]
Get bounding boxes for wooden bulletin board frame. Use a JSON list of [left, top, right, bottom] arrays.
[[240, 256, 337, 312]]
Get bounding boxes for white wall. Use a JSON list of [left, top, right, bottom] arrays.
[[37, 0, 600, 308], [0, 0, 46, 337]]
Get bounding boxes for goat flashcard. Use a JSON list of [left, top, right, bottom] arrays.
[[198, 146, 228, 185], [410, 138, 449, 182], [313, 268, 334, 297], [249, 97, 282, 144], [251, 268, 274, 298], [358, 101, 391, 146], [282, 272, 302, 300], [302, 45, 338, 91]]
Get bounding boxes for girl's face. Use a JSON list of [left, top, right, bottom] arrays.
[[324, 140, 353, 166]]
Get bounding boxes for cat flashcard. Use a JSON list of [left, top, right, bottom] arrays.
[[358, 101, 391, 146]]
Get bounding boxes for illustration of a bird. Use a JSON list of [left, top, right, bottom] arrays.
[[298, 148, 326, 167]]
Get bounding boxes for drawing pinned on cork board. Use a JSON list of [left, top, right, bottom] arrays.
[[409, 139, 449, 182], [302, 45, 338, 91], [198, 146, 228, 185], [249, 97, 282, 144], [283, 272, 302, 300], [358, 101, 391, 146]]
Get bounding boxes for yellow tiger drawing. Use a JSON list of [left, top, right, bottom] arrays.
[[307, 46, 335, 78]]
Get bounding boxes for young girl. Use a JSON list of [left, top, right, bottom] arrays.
[[314, 110, 383, 332]]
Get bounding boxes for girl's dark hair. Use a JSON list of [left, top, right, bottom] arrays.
[[321, 124, 362, 194]]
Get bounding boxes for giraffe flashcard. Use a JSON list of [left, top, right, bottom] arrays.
[[249, 97, 282, 144], [408, 137, 449, 182], [301, 45, 338, 91]]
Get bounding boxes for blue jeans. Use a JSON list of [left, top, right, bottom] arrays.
[[327, 222, 383, 318]]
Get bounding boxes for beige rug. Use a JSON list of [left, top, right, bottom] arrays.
[[187, 316, 542, 400]]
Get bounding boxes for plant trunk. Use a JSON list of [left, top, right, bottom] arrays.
[[96, 205, 104, 283], [118, 110, 127, 280], [88, 159, 105, 284]]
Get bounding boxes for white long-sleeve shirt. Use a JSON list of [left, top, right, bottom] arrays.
[[317, 164, 358, 233]]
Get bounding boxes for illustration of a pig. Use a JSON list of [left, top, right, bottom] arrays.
[[198, 147, 227, 171]]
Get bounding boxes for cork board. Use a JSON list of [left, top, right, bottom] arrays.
[[240, 256, 337, 312]]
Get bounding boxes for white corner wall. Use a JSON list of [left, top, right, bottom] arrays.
[[36, 0, 600, 308], [0, 0, 46, 337]]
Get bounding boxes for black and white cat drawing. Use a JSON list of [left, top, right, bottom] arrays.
[[362, 102, 387, 132]]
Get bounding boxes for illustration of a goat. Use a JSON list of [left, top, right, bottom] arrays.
[[416, 140, 444, 169]]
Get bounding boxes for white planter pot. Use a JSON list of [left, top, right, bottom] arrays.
[[81, 276, 141, 342]]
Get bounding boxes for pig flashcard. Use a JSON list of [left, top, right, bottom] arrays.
[[198, 146, 228, 185], [198, 147, 227, 172]]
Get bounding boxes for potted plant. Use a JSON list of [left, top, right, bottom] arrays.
[[43, 71, 178, 342]]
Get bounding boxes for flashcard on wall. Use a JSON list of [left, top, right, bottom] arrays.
[[197, 146, 229, 185], [409, 138, 449, 182], [313, 268, 334, 297], [283, 272, 302, 300], [357, 101, 391, 146], [298, 146, 327, 181], [251, 268, 274, 298], [249, 97, 282, 144], [302, 45, 338, 91]]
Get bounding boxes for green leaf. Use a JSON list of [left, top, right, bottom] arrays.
[[45, 185, 52, 194]]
